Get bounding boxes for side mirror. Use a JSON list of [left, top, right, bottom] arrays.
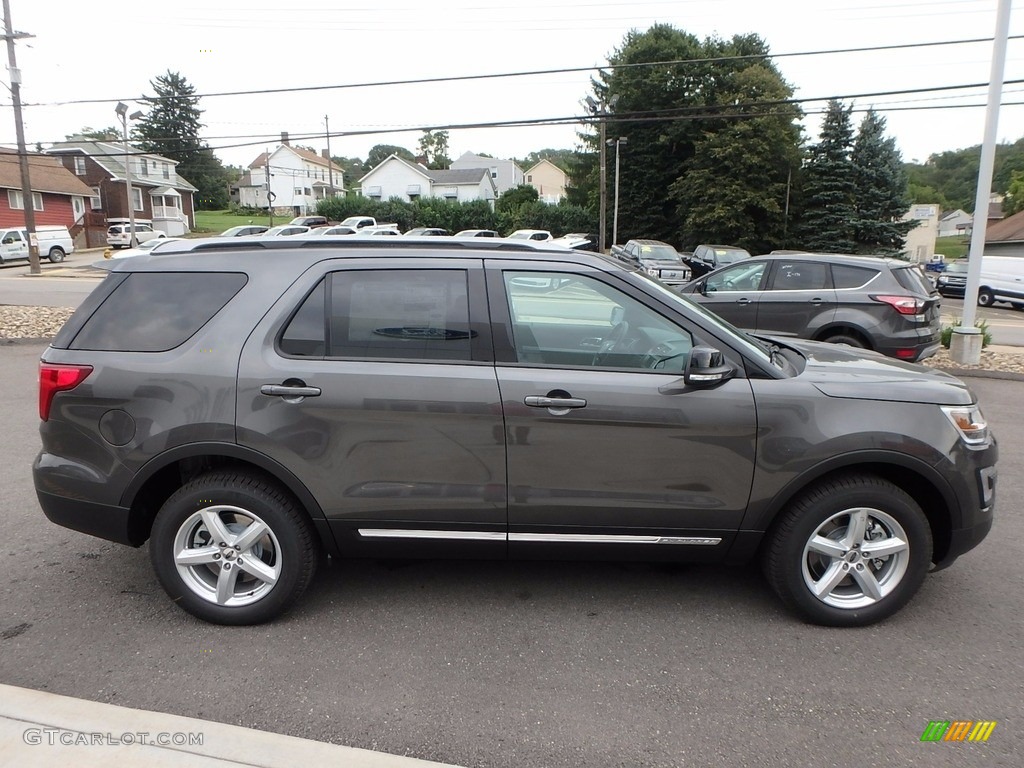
[[684, 346, 734, 387], [699, 280, 712, 296], [610, 306, 625, 325], [1, 237, 12, 245]]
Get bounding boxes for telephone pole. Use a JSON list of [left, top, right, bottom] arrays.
[[3, 0, 39, 274], [325, 115, 335, 196]]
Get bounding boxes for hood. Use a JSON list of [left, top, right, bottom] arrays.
[[781, 338, 974, 406]]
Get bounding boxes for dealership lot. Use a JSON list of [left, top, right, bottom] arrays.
[[1, 340, 1022, 766]]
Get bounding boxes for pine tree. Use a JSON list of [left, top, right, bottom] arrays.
[[851, 109, 914, 256], [133, 71, 230, 210], [798, 100, 857, 252]]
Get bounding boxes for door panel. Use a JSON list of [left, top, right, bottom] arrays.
[[236, 258, 507, 559]]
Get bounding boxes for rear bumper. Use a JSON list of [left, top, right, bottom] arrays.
[[36, 489, 134, 546]]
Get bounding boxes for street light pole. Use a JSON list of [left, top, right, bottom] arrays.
[[115, 102, 144, 248], [608, 136, 627, 247], [3, 0, 39, 274]]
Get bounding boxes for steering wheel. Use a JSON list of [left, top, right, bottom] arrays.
[[592, 321, 630, 366]]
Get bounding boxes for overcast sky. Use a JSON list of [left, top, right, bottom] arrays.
[[2, 0, 1022, 172]]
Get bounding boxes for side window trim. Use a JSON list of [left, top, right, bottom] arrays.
[[276, 260, 492, 364]]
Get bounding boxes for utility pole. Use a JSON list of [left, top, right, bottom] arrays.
[[598, 118, 607, 253], [3, 0, 39, 274], [325, 115, 335, 197]]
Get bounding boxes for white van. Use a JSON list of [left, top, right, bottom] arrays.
[[0, 225, 74, 264], [978, 255, 1024, 309]]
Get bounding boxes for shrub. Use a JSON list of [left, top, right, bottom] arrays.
[[941, 318, 992, 349]]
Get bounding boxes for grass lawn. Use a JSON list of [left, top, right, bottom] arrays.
[[934, 235, 970, 260], [193, 210, 279, 234]]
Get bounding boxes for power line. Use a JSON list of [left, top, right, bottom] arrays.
[[17, 34, 1024, 108]]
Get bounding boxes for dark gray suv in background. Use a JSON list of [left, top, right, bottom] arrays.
[[34, 238, 995, 626], [677, 252, 942, 361]]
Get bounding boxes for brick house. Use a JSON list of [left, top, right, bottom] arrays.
[[47, 137, 197, 248], [0, 148, 94, 241]]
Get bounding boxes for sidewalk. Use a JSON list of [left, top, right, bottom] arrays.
[[0, 684, 462, 768]]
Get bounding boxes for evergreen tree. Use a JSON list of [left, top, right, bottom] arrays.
[[133, 70, 231, 210], [851, 109, 914, 256], [798, 100, 857, 252]]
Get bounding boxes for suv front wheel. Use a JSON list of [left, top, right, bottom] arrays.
[[150, 470, 319, 624], [763, 474, 931, 627]]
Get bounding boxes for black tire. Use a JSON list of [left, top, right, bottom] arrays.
[[763, 473, 932, 627], [48, 247, 65, 264], [1013, 303, 1024, 312], [977, 289, 995, 307], [150, 470, 319, 625], [822, 333, 867, 349]]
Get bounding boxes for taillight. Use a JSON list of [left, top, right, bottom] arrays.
[[872, 295, 925, 315], [39, 363, 92, 421]]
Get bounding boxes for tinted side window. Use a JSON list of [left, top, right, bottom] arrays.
[[831, 264, 879, 289], [706, 261, 767, 292], [70, 272, 246, 352], [279, 279, 326, 356], [328, 270, 472, 361], [770, 261, 830, 290]]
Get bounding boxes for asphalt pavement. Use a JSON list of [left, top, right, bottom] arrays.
[[1, 341, 1021, 767]]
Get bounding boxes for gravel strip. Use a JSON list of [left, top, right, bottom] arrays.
[[3, 304, 1023, 377]]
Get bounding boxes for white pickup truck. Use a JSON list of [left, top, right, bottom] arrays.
[[0, 225, 75, 264], [339, 216, 399, 232]]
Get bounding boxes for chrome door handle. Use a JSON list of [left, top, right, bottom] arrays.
[[736, 298, 750, 305], [524, 396, 587, 409], [260, 384, 321, 398]]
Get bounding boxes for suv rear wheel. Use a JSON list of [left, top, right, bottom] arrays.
[[150, 470, 318, 625], [821, 332, 867, 349], [763, 474, 931, 627]]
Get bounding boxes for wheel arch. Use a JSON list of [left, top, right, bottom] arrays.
[[741, 455, 956, 565], [119, 442, 338, 556], [812, 323, 873, 349]]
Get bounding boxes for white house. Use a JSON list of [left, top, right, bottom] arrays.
[[902, 204, 940, 263], [525, 159, 568, 203], [449, 151, 523, 196], [359, 155, 497, 205], [238, 142, 346, 215], [938, 208, 972, 238]]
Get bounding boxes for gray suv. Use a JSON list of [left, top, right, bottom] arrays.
[[677, 252, 942, 361], [34, 238, 996, 626]]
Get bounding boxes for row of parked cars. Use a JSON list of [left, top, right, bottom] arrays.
[[610, 239, 940, 362]]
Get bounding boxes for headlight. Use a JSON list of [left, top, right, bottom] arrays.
[[646, 267, 658, 276], [942, 405, 989, 445]]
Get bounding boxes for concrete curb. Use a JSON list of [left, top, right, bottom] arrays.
[[0, 684, 462, 768]]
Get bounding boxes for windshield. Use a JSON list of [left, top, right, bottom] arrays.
[[945, 261, 969, 274], [641, 245, 681, 261], [715, 248, 750, 264]]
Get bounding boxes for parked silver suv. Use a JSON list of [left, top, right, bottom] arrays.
[[34, 238, 996, 626]]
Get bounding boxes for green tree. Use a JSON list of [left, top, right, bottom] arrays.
[[365, 144, 415, 171], [417, 130, 451, 170], [850, 110, 914, 256], [797, 100, 857, 252], [331, 156, 366, 187], [133, 70, 232, 210], [496, 184, 539, 214], [1005, 170, 1024, 216], [575, 25, 802, 250]]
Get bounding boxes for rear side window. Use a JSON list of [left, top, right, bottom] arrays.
[[69, 272, 246, 352], [770, 261, 830, 290], [892, 265, 936, 295], [280, 270, 473, 361], [831, 264, 879, 289]]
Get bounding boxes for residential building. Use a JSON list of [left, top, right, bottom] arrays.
[[524, 159, 568, 203], [47, 138, 197, 247], [450, 151, 523, 196], [0, 148, 93, 245], [359, 154, 497, 206], [902, 203, 939, 263], [937, 209, 972, 238], [984, 209, 1024, 257], [237, 138, 346, 215]]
